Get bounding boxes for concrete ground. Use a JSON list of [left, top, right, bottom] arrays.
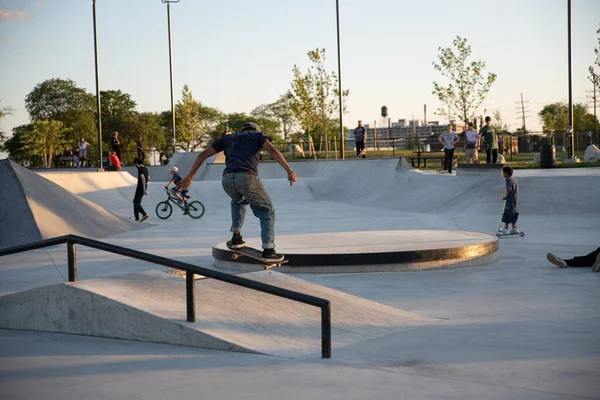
[[1, 158, 599, 399]]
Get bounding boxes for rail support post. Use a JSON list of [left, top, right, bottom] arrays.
[[321, 302, 331, 358], [67, 239, 77, 282], [186, 270, 196, 322]]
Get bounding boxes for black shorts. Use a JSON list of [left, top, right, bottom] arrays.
[[502, 205, 519, 224]]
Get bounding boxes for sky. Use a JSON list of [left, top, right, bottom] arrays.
[[1, 0, 599, 144]]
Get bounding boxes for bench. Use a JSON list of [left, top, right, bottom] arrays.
[[409, 151, 449, 168]]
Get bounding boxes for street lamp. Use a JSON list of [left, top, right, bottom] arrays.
[[162, 0, 179, 155], [567, 0, 574, 158], [92, 0, 103, 170], [335, 0, 344, 159]]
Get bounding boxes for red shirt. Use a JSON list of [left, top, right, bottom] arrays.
[[107, 154, 121, 168]]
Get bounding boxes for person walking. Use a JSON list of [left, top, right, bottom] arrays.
[[354, 120, 367, 158], [480, 116, 498, 163], [177, 122, 296, 262], [133, 157, 149, 222], [111, 131, 121, 161], [438, 125, 460, 173]]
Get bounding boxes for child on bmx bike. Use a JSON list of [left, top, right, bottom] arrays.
[[165, 167, 190, 214]]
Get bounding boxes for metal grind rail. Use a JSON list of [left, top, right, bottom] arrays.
[[0, 235, 332, 358]]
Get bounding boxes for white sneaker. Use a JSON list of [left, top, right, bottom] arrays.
[[546, 253, 568, 268], [510, 229, 520, 235]]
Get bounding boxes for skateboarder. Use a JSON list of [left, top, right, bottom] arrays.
[[500, 166, 520, 235], [546, 247, 600, 272], [133, 157, 149, 222], [177, 122, 297, 262], [438, 125, 459, 173], [480, 116, 498, 163]]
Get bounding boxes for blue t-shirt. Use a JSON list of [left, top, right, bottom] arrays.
[[210, 130, 268, 175], [505, 177, 520, 206]]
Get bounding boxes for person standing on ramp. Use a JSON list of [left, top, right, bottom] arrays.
[[133, 158, 149, 222], [177, 122, 297, 262]]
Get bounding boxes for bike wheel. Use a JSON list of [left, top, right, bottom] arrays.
[[155, 201, 173, 219], [187, 200, 205, 219]]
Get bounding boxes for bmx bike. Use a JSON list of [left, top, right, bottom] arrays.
[[155, 188, 205, 220]]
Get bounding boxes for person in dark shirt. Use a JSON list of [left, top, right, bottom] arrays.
[[136, 135, 145, 161], [111, 131, 121, 160], [547, 247, 600, 272], [500, 166, 520, 235], [177, 122, 296, 262], [133, 157, 149, 222]]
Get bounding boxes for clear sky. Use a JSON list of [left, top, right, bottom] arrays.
[[1, 0, 599, 141]]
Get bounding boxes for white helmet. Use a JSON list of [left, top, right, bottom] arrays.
[[170, 166, 179, 173]]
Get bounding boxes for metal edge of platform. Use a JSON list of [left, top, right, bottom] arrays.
[[212, 239, 499, 268], [213, 251, 498, 274]]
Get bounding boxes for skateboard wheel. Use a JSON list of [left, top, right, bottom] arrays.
[[232, 254, 239, 260], [520, 232, 525, 237]]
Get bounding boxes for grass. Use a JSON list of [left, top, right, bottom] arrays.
[[263, 149, 599, 170]]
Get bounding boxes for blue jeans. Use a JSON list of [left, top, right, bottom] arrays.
[[221, 172, 275, 249]]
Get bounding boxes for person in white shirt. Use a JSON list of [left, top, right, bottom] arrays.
[[438, 125, 460, 173], [78, 137, 90, 168], [463, 122, 481, 164]]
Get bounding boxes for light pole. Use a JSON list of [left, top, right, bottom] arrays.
[[335, 0, 344, 159], [92, 0, 102, 170], [162, 0, 179, 155], [567, 0, 574, 158]]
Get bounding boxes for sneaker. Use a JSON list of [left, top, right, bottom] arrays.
[[229, 233, 245, 249], [140, 215, 149, 223], [262, 248, 284, 262], [510, 228, 520, 235], [592, 252, 600, 273], [497, 229, 509, 236], [546, 253, 568, 268], [183, 205, 188, 215]]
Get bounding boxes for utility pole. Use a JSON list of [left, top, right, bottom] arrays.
[[586, 85, 598, 144], [162, 0, 179, 155], [515, 93, 530, 150]]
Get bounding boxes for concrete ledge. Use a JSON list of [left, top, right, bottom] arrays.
[[213, 231, 499, 273]]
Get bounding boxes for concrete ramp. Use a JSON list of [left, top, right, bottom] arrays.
[[0, 160, 142, 249], [0, 270, 436, 358]]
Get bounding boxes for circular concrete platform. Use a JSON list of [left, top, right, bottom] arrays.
[[212, 230, 498, 273]]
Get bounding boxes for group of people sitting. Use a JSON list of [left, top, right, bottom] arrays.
[[58, 138, 91, 168]]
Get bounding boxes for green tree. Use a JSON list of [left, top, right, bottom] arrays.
[[175, 85, 223, 151], [432, 36, 497, 126], [0, 103, 14, 151], [492, 109, 508, 133], [289, 49, 349, 154], [21, 120, 71, 168], [251, 94, 297, 141], [5, 125, 36, 165], [100, 90, 137, 116], [590, 24, 599, 90], [539, 102, 599, 136], [24, 78, 96, 143]]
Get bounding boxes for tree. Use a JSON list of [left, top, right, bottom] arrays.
[[175, 85, 223, 151], [24, 78, 96, 142], [590, 24, 600, 90], [289, 49, 349, 155], [492, 109, 508, 133], [539, 102, 599, 137], [100, 90, 136, 117], [5, 125, 34, 165], [220, 113, 280, 143], [0, 103, 13, 151], [432, 36, 497, 126], [251, 94, 297, 141], [21, 120, 71, 168]]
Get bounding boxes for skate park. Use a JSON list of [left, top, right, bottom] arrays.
[[1, 154, 599, 399]]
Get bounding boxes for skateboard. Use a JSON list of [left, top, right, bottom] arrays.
[[496, 231, 525, 238], [226, 241, 289, 270]]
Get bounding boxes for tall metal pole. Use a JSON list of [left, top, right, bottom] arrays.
[[594, 83, 597, 144], [335, 0, 344, 159], [567, 0, 574, 158], [166, 1, 177, 154], [92, 0, 103, 170]]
